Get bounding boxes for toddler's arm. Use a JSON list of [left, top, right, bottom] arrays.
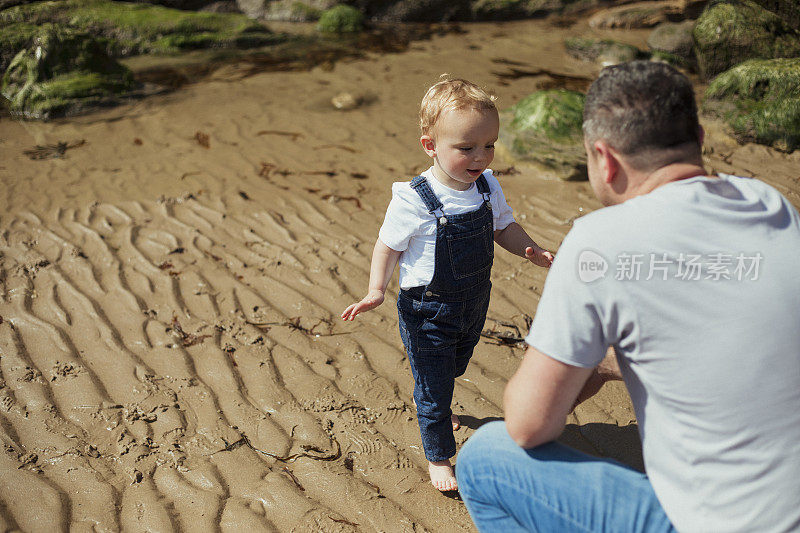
[[494, 222, 554, 268], [341, 239, 402, 320]]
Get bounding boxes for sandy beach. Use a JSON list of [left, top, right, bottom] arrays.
[[1, 15, 799, 532]]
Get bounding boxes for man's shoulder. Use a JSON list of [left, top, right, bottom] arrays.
[[570, 203, 636, 241]]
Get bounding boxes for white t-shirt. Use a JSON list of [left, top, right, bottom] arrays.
[[378, 167, 515, 290], [526, 175, 800, 532]]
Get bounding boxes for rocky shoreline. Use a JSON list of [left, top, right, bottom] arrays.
[[1, 0, 799, 164]]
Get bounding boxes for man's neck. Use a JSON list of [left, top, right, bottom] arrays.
[[632, 161, 710, 198]]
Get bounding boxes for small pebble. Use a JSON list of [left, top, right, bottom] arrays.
[[331, 92, 361, 111]]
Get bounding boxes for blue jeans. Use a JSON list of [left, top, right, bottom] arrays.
[[398, 286, 491, 462], [456, 422, 676, 532]]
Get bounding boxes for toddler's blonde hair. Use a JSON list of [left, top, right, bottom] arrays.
[[419, 76, 497, 137]]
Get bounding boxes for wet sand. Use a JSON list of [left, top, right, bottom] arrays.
[[1, 17, 799, 532]]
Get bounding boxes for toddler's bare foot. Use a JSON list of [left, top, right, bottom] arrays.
[[429, 460, 458, 492]]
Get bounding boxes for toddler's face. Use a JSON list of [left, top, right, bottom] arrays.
[[424, 107, 499, 191]]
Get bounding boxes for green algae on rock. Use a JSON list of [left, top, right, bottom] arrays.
[[703, 58, 800, 151], [752, 0, 800, 31], [0, 0, 283, 59], [317, 5, 364, 33], [693, 0, 800, 80], [0, 21, 40, 73], [498, 89, 587, 181], [1, 25, 137, 119], [0, 0, 290, 118], [564, 37, 642, 66]]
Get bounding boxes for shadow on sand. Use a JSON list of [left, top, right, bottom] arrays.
[[458, 415, 644, 472]]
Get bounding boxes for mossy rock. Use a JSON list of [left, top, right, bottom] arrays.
[[565, 37, 642, 66], [498, 90, 587, 181], [650, 50, 691, 69], [0, 22, 41, 73], [703, 58, 800, 151], [1, 25, 137, 119], [0, 0, 283, 59], [647, 20, 694, 59], [752, 0, 800, 31], [693, 0, 800, 80], [317, 5, 364, 33]]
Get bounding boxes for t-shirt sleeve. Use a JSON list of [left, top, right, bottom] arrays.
[[378, 183, 430, 252], [525, 227, 609, 368], [485, 170, 516, 231]]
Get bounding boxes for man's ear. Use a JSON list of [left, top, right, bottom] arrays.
[[594, 140, 619, 184], [420, 135, 436, 158]]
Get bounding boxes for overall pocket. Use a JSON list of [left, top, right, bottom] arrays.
[[446, 225, 493, 280]]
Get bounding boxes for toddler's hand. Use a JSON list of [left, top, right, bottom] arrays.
[[341, 289, 385, 320], [525, 246, 555, 268]]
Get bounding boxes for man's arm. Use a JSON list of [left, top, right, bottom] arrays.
[[573, 347, 623, 407], [504, 345, 595, 448]]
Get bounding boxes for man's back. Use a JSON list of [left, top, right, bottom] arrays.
[[557, 174, 800, 531]]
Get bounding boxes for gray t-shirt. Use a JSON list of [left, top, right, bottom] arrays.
[[526, 175, 800, 532]]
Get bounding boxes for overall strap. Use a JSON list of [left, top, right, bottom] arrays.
[[476, 173, 491, 203], [410, 176, 445, 217]]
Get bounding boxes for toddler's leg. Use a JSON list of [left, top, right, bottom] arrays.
[[411, 397, 460, 430], [411, 356, 460, 491], [452, 289, 491, 430], [397, 294, 461, 491]]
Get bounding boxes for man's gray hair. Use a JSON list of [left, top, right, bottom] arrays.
[[583, 61, 700, 164]]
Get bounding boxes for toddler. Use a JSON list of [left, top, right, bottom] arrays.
[[341, 78, 553, 492]]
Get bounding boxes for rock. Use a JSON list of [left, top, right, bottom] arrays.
[[648, 20, 695, 59], [126, 0, 221, 9], [650, 50, 691, 69], [199, 1, 242, 13], [331, 92, 360, 110], [353, 0, 473, 23], [703, 58, 800, 151], [472, 0, 565, 20], [235, 0, 268, 18], [588, 0, 707, 29], [317, 4, 364, 33], [498, 89, 587, 181], [588, 1, 674, 29], [1, 24, 138, 119], [0, 0, 282, 59], [565, 37, 642, 66], [233, 0, 613, 23], [693, 0, 800, 80], [0, 22, 40, 73], [236, 0, 334, 21], [752, 0, 800, 31]]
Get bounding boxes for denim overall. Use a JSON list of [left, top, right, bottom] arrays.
[[397, 174, 494, 462]]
